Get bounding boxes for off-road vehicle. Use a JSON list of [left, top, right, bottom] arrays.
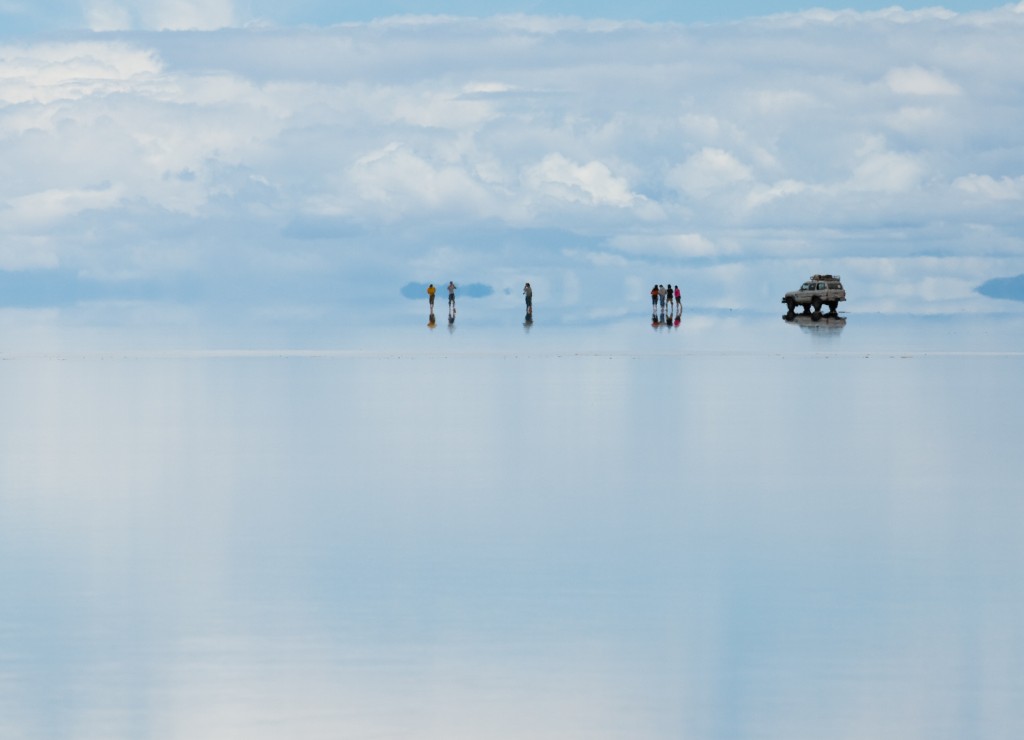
[[782, 275, 845, 316]]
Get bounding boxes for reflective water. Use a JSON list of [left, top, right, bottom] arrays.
[[2, 313, 1023, 739]]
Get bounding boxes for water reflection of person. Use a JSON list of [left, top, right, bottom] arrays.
[[428, 312, 436, 329], [523, 313, 533, 333], [447, 310, 456, 333]]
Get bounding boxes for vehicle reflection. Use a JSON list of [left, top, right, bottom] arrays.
[[782, 313, 846, 334]]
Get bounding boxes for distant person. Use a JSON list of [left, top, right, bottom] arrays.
[[427, 283, 436, 310], [665, 280, 674, 311], [658, 284, 666, 310], [448, 281, 456, 309], [651, 284, 659, 310], [674, 285, 681, 311], [523, 282, 532, 316]]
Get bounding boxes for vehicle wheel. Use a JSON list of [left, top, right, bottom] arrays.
[[828, 301, 839, 315], [786, 297, 796, 314], [811, 297, 822, 313]]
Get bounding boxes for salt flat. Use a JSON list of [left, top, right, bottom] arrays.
[[1, 312, 1022, 739]]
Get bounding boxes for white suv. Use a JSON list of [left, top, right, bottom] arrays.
[[782, 274, 845, 316]]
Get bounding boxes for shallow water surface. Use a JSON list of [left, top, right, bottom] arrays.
[[1, 314, 1022, 739]]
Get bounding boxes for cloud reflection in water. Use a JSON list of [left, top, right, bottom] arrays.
[[1, 317, 1023, 739]]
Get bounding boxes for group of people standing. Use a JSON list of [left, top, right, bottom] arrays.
[[651, 284, 682, 314], [427, 281, 458, 312], [426, 281, 458, 329], [425, 281, 682, 327], [427, 281, 534, 319]]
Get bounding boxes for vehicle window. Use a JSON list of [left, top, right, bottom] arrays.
[[801, 283, 812, 290], [817, 282, 826, 289]]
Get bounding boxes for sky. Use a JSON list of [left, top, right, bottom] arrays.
[[0, 0, 1014, 32], [1, 0, 1024, 331]]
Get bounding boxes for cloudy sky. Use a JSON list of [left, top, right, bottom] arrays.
[[2, 0, 1023, 328]]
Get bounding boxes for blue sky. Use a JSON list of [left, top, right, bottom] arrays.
[[251, 0, 1018, 23], [1, 1, 1023, 330], [0, 0, 1013, 33]]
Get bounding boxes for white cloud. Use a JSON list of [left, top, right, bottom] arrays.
[[392, 87, 499, 129], [610, 233, 723, 259], [667, 148, 753, 198], [84, 0, 132, 31], [149, 0, 236, 30], [0, 41, 161, 104], [83, 0, 237, 30], [346, 142, 494, 218], [885, 66, 961, 96], [887, 105, 943, 134], [953, 174, 1024, 201], [765, 6, 958, 28], [2, 6, 1024, 313], [678, 113, 723, 141], [745, 179, 809, 210], [462, 82, 514, 94], [8, 184, 124, 227], [524, 153, 643, 208], [846, 138, 923, 194], [564, 249, 630, 268]]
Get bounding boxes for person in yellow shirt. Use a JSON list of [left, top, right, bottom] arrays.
[[427, 283, 436, 310]]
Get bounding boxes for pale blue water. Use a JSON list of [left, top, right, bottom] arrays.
[[2, 313, 1022, 739]]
